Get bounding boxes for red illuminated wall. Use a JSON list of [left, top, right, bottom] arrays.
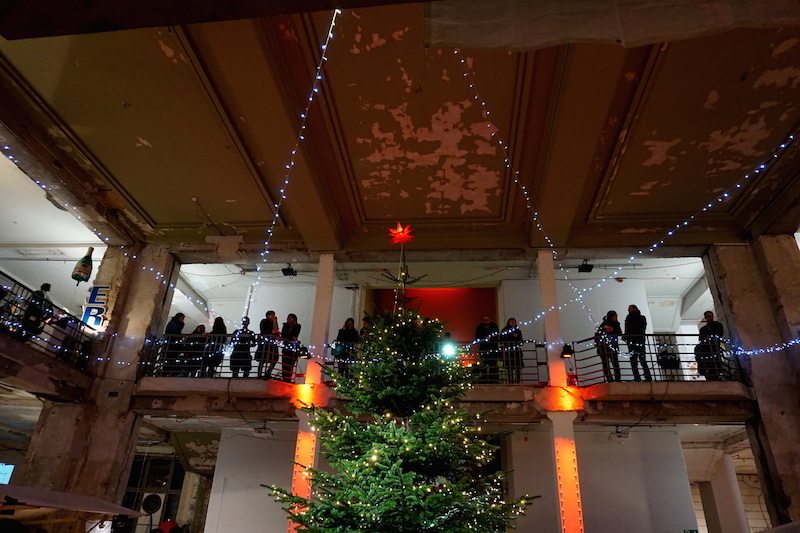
[[372, 288, 497, 341]]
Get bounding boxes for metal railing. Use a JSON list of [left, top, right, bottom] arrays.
[[139, 337, 550, 385], [0, 270, 95, 372], [570, 333, 740, 386], [139, 334, 309, 382]]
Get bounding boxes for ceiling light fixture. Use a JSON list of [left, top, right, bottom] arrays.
[[578, 259, 594, 273]]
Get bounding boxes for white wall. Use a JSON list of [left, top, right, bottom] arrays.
[[505, 424, 561, 533], [183, 282, 356, 345], [575, 426, 698, 533], [499, 278, 652, 343], [204, 427, 297, 533]]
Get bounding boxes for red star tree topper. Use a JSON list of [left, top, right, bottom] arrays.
[[388, 222, 414, 245]]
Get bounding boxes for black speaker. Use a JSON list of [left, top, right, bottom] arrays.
[[110, 515, 135, 533]]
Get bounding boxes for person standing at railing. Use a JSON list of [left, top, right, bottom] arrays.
[[256, 310, 281, 379], [334, 317, 360, 379], [595, 310, 622, 382], [500, 318, 524, 384], [475, 315, 500, 384], [231, 317, 256, 378], [184, 325, 207, 377], [280, 313, 302, 382], [162, 312, 185, 376], [204, 316, 227, 377], [623, 304, 651, 381], [20, 282, 54, 339], [696, 310, 725, 380]]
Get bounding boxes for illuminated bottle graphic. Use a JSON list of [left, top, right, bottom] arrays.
[[71, 246, 94, 286]]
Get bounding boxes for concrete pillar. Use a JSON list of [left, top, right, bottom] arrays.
[[19, 245, 177, 519], [538, 250, 567, 387], [205, 428, 296, 533], [699, 481, 722, 533], [548, 411, 585, 533], [289, 253, 335, 532], [504, 428, 561, 532], [705, 238, 800, 524], [709, 454, 750, 533]]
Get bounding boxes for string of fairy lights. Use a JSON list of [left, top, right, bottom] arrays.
[[3, 16, 800, 364], [241, 8, 342, 321], [451, 47, 800, 358]]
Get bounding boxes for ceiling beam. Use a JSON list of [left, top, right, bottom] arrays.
[[176, 274, 210, 318], [0, 0, 426, 40], [681, 275, 709, 317]]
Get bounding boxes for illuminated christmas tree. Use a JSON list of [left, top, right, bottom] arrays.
[[272, 310, 530, 531]]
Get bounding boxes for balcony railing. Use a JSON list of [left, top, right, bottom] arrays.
[[139, 336, 550, 385], [139, 334, 310, 382], [570, 333, 740, 386], [0, 270, 95, 372]]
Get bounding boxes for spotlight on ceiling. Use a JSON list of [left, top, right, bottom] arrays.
[[578, 259, 594, 273], [281, 263, 297, 277]]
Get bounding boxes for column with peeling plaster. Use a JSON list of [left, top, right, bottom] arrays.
[[537, 250, 585, 533], [705, 235, 800, 524], [288, 253, 335, 533], [20, 245, 178, 523]]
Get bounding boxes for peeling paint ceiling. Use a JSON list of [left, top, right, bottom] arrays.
[[0, 4, 799, 255]]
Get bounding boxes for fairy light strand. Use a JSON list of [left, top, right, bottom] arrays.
[[242, 8, 343, 320], [452, 47, 800, 353]]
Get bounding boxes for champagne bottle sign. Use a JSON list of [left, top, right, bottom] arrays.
[[72, 246, 94, 285]]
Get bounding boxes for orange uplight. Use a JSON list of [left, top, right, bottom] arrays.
[[292, 383, 316, 408], [387, 221, 414, 245], [554, 435, 585, 533], [539, 386, 584, 412], [289, 427, 317, 532]]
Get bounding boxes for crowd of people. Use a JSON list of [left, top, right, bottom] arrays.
[[158, 305, 729, 384], [159, 311, 305, 381], [158, 312, 373, 382]]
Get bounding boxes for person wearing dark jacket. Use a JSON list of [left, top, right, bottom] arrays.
[[623, 304, 651, 381], [230, 317, 256, 378], [334, 317, 360, 378], [203, 316, 227, 377], [162, 313, 185, 376], [595, 310, 622, 382], [256, 310, 280, 378], [280, 313, 302, 382], [500, 318, 524, 384], [696, 310, 726, 380], [475, 316, 500, 384]]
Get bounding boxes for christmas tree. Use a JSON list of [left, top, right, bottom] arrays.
[[272, 310, 531, 532]]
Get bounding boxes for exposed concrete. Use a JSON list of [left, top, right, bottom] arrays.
[[19, 245, 177, 532], [581, 381, 754, 402], [131, 395, 299, 420], [0, 336, 91, 401], [136, 376, 303, 399], [581, 400, 755, 424], [706, 242, 800, 524], [709, 454, 751, 533]]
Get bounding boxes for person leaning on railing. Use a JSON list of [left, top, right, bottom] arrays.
[[280, 313, 302, 382], [595, 310, 622, 382], [334, 317, 360, 379]]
